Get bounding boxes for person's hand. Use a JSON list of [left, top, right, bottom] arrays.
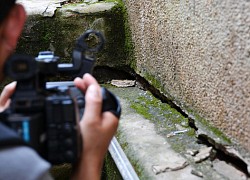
[[73, 74, 119, 180], [0, 81, 16, 112]]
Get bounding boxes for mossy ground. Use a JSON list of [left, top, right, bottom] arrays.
[[129, 90, 197, 149], [128, 87, 231, 152], [110, 86, 231, 179], [140, 71, 232, 145], [101, 153, 123, 180]]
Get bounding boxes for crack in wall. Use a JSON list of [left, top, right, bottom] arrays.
[[198, 134, 250, 177], [133, 72, 250, 178]]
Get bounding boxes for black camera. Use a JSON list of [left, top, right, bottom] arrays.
[[0, 30, 121, 165]]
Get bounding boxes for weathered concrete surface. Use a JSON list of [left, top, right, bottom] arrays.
[[13, 0, 250, 178], [110, 86, 249, 179], [124, 0, 250, 151], [17, 0, 117, 17], [16, 0, 130, 79], [118, 99, 200, 180], [17, 0, 63, 17]]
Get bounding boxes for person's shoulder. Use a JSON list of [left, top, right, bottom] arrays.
[[0, 146, 52, 180]]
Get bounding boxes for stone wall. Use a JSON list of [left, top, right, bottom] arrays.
[[124, 0, 250, 151]]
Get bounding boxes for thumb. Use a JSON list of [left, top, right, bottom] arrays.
[[0, 81, 16, 107], [82, 84, 102, 122]]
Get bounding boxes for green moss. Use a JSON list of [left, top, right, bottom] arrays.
[[130, 91, 190, 133], [109, 0, 135, 69], [139, 70, 232, 145], [187, 128, 196, 137], [115, 134, 150, 179], [131, 102, 153, 120], [126, 158, 148, 179], [143, 72, 165, 94], [199, 116, 232, 144], [183, 106, 232, 144], [15, 0, 133, 82], [102, 153, 123, 180], [17, 14, 90, 57], [104, 0, 135, 70], [128, 90, 201, 155], [50, 164, 72, 180]]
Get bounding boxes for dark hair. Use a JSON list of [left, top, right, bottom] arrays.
[[0, 0, 16, 24]]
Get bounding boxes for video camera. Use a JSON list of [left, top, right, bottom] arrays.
[[0, 30, 121, 165]]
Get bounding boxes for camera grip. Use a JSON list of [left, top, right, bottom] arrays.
[[101, 87, 121, 119], [71, 87, 121, 119]]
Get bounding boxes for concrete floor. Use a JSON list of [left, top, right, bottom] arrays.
[[109, 85, 249, 180]]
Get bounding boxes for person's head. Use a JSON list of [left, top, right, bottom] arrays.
[[0, 0, 26, 81]]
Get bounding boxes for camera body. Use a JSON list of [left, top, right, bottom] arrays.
[[0, 30, 121, 165], [4, 82, 82, 164]]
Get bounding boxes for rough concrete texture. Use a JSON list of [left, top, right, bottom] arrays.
[[16, 0, 129, 75], [110, 86, 249, 179], [12, 1, 250, 177], [118, 99, 200, 180], [17, 0, 115, 16], [124, 0, 250, 151]]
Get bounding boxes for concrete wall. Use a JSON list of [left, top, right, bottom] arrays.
[[16, 1, 131, 83], [124, 0, 250, 151]]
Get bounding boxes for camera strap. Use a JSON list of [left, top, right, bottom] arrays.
[[0, 122, 27, 148]]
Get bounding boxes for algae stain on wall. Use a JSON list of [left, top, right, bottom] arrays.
[[16, 0, 135, 79], [17, 14, 90, 58]]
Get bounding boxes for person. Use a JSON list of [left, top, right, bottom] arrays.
[[0, 0, 119, 179]]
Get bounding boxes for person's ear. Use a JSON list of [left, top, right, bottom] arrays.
[[1, 4, 26, 51]]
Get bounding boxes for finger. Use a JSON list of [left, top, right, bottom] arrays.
[[74, 74, 98, 93], [82, 84, 102, 122], [0, 99, 11, 112], [0, 81, 16, 106], [74, 77, 86, 92], [82, 73, 99, 87]]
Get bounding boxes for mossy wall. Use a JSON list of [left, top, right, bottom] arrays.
[[16, 0, 133, 81]]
